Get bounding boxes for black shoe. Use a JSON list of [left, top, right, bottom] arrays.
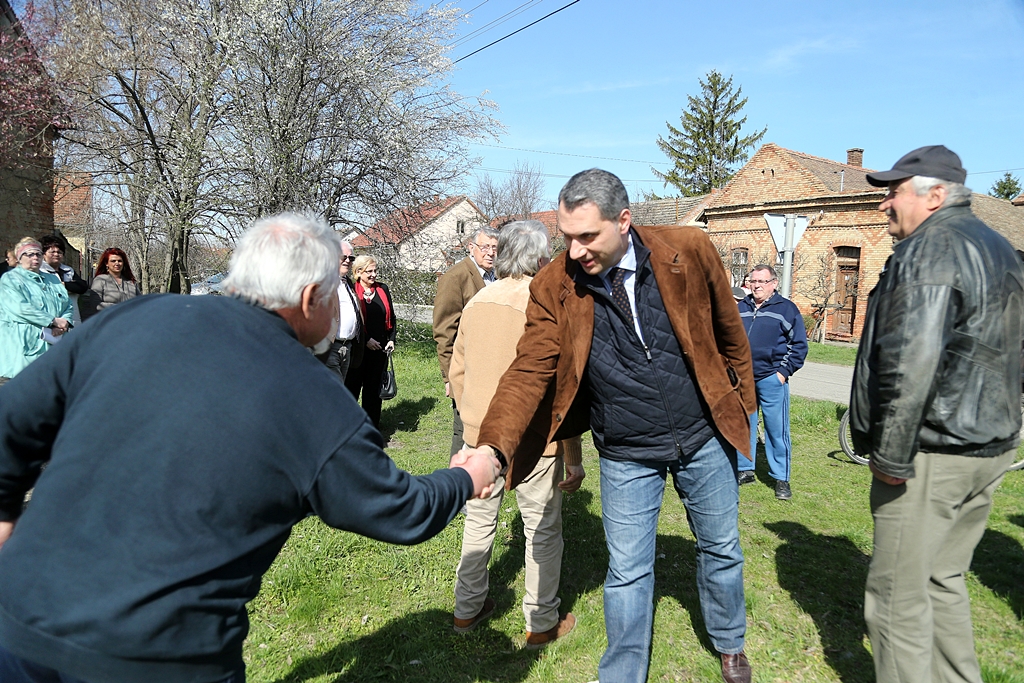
[[737, 471, 755, 485], [775, 480, 792, 500]]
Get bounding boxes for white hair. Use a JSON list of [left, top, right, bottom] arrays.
[[494, 220, 550, 279], [910, 176, 972, 207], [221, 212, 341, 310]]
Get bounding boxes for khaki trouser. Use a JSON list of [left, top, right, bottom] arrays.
[[454, 453, 564, 633], [865, 449, 1015, 683]]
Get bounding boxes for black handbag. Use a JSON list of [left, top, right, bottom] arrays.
[[379, 351, 397, 400]]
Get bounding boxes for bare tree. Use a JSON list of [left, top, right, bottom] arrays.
[[797, 248, 855, 343], [42, 0, 496, 293], [472, 161, 545, 223]]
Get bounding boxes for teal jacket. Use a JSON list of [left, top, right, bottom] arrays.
[[0, 267, 73, 378]]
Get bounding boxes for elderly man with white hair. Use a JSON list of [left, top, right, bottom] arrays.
[[0, 213, 500, 683], [851, 146, 1024, 683]]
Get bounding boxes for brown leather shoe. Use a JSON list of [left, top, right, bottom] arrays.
[[524, 613, 576, 649], [720, 652, 751, 683], [453, 597, 495, 633]]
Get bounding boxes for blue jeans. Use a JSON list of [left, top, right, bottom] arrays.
[[598, 437, 746, 683], [739, 374, 791, 481], [0, 642, 244, 683]]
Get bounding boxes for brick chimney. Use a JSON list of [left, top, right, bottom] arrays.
[[847, 148, 864, 167]]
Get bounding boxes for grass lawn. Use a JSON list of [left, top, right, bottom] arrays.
[[805, 342, 859, 367], [244, 325, 1024, 683]]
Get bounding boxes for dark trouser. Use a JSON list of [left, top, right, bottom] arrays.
[[345, 348, 386, 428], [450, 400, 465, 457], [315, 339, 353, 385], [865, 449, 1014, 683], [0, 642, 245, 683]]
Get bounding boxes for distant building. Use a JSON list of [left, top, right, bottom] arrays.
[[347, 196, 486, 272], [700, 143, 1024, 341]]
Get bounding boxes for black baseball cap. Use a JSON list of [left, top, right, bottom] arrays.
[[866, 145, 967, 187]]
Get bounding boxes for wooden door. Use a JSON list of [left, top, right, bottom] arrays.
[[832, 265, 858, 336]]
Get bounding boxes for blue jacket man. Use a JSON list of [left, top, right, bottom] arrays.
[[737, 264, 807, 499]]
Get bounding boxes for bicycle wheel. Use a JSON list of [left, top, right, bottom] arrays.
[[1011, 399, 1024, 471], [838, 409, 870, 465]]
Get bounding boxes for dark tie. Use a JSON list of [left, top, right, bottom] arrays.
[[609, 267, 632, 319]]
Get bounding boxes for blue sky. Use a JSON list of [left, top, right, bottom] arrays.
[[444, 0, 1024, 205]]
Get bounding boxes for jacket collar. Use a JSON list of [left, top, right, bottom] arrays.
[[895, 200, 973, 249]]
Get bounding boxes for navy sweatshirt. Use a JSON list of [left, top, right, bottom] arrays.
[[737, 292, 808, 380], [0, 294, 472, 683]]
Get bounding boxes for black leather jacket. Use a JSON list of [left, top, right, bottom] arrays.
[[850, 201, 1024, 479]]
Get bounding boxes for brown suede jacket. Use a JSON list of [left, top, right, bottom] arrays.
[[476, 224, 756, 489], [432, 256, 486, 381]]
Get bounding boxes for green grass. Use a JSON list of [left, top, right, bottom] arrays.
[[806, 342, 859, 367], [244, 332, 1024, 682]]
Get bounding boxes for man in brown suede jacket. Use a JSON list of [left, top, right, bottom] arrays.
[[460, 169, 756, 683]]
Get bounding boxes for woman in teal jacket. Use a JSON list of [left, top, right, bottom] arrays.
[[0, 238, 73, 381]]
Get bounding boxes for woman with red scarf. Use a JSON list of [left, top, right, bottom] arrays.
[[344, 255, 396, 428]]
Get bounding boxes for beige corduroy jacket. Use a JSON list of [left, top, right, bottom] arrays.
[[449, 275, 582, 474]]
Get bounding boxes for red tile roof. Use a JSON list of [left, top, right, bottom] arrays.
[[489, 210, 561, 240], [350, 196, 475, 248]]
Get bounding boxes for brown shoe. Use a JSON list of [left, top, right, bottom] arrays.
[[525, 613, 576, 649], [453, 597, 495, 633], [720, 652, 751, 683]]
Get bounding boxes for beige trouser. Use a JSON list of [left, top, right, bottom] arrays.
[[454, 453, 564, 633], [865, 448, 1015, 683]]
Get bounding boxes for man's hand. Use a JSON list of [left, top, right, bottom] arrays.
[[444, 382, 450, 398], [451, 446, 501, 499], [869, 460, 907, 486], [0, 521, 14, 552], [777, 371, 786, 384], [367, 337, 381, 351], [559, 464, 585, 492]]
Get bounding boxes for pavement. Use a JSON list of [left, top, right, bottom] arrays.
[[789, 361, 854, 404]]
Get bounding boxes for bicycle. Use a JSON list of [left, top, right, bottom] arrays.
[[838, 405, 1024, 471]]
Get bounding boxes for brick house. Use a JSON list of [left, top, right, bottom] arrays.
[[0, 0, 55, 252], [347, 196, 487, 273], [700, 143, 1024, 341], [700, 143, 886, 340]]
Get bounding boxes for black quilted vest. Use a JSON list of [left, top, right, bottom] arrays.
[[582, 234, 714, 462]]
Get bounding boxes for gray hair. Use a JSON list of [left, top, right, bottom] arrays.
[[470, 226, 499, 245], [221, 212, 341, 310], [910, 176, 972, 207], [558, 168, 630, 221], [751, 264, 777, 279], [494, 220, 550, 279], [340, 240, 353, 253]]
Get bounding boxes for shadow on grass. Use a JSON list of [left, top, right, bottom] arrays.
[[267, 608, 534, 683], [269, 490, 607, 683], [765, 521, 873, 683], [972, 528, 1024, 621], [652, 534, 718, 656], [380, 396, 438, 439]]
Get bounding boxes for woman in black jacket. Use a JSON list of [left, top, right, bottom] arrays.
[[345, 255, 396, 427]]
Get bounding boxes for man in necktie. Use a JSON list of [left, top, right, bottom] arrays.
[[459, 169, 756, 683], [433, 227, 500, 458], [316, 241, 364, 383]]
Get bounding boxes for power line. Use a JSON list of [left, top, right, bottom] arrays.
[[454, 0, 581, 64], [477, 142, 669, 166], [453, 1, 544, 50], [478, 166, 660, 184], [968, 167, 1024, 176]]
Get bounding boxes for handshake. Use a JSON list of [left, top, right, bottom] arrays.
[[450, 445, 504, 499]]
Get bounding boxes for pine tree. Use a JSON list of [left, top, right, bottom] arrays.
[[989, 172, 1022, 201], [653, 70, 766, 197]]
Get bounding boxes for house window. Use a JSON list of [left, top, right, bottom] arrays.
[[457, 220, 466, 235], [730, 248, 748, 287]]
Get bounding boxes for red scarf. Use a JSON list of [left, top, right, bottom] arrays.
[[355, 281, 393, 331]]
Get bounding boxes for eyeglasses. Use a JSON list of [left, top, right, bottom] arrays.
[[748, 279, 775, 285], [341, 255, 356, 263], [472, 243, 497, 254], [20, 251, 42, 259]]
